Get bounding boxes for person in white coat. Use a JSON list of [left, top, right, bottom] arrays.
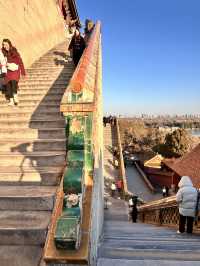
[[176, 176, 197, 234], [0, 49, 7, 89]]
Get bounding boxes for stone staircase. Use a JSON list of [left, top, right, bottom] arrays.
[[98, 191, 200, 266], [99, 124, 200, 266], [0, 43, 74, 266]]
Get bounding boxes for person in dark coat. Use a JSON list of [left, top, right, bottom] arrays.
[[103, 116, 107, 127], [2, 39, 25, 105], [68, 29, 86, 66], [162, 186, 167, 197], [130, 196, 138, 223]]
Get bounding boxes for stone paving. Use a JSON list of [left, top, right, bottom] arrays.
[[126, 166, 162, 202]]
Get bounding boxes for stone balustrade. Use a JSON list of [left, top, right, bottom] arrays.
[[138, 196, 200, 231], [115, 118, 131, 199], [44, 21, 103, 266]]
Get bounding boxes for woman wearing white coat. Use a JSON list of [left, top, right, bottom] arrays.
[[176, 176, 197, 234]]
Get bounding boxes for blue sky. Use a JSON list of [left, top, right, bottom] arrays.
[[77, 0, 200, 116]]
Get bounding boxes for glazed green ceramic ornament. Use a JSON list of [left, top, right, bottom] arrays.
[[54, 217, 81, 250], [63, 167, 83, 194]]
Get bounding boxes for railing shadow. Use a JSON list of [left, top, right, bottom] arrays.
[[9, 44, 75, 184]]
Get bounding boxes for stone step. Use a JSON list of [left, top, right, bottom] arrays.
[[18, 85, 66, 91], [33, 56, 69, 61], [99, 247, 200, 261], [0, 166, 63, 186], [0, 111, 63, 119], [25, 74, 72, 80], [17, 86, 66, 91], [21, 76, 71, 82], [0, 118, 65, 129], [26, 66, 65, 71], [19, 82, 68, 88], [23, 75, 59, 80], [26, 70, 72, 75], [0, 245, 42, 266], [23, 77, 70, 82], [0, 105, 61, 113], [0, 101, 61, 107], [0, 186, 56, 211], [102, 238, 200, 250], [0, 93, 63, 101], [0, 139, 66, 151], [29, 63, 66, 67], [19, 90, 65, 95], [0, 117, 65, 129], [19, 85, 68, 90], [0, 210, 51, 245], [0, 99, 61, 106], [0, 151, 66, 167], [0, 128, 65, 138], [97, 258, 200, 266]]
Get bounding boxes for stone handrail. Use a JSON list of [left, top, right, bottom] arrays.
[[135, 162, 155, 193], [44, 21, 103, 265], [139, 196, 177, 211], [61, 21, 101, 111], [116, 118, 132, 199], [138, 196, 200, 230]]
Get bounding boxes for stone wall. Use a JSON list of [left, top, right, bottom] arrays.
[[89, 37, 104, 266], [0, 0, 66, 67]]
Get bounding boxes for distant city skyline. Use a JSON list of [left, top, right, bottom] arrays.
[[77, 0, 200, 115]]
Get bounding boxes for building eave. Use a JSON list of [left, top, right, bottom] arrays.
[[69, 0, 81, 27]]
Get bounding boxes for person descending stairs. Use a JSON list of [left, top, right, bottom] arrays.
[[0, 42, 74, 266]]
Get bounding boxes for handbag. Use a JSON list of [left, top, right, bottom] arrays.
[[7, 63, 19, 71], [194, 189, 200, 224]]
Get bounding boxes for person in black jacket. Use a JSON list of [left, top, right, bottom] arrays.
[[68, 29, 86, 66], [130, 196, 138, 223]]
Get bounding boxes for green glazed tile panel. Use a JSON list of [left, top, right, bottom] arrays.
[[62, 207, 81, 217], [67, 116, 85, 150], [55, 108, 94, 250], [54, 217, 80, 250], [71, 92, 83, 103], [68, 132, 84, 150], [67, 150, 84, 168], [63, 167, 82, 194]]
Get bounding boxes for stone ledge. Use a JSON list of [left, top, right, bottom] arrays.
[[44, 172, 93, 264]]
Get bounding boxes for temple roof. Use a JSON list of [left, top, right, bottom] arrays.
[[144, 154, 164, 169], [163, 144, 200, 187]]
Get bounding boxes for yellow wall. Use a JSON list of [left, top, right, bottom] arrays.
[[0, 0, 66, 67]]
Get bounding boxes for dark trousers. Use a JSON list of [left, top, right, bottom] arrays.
[[131, 207, 138, 223], [73, 50, 83, 66], [6, 80, 18, 99], [179, 214, 194, 233]]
